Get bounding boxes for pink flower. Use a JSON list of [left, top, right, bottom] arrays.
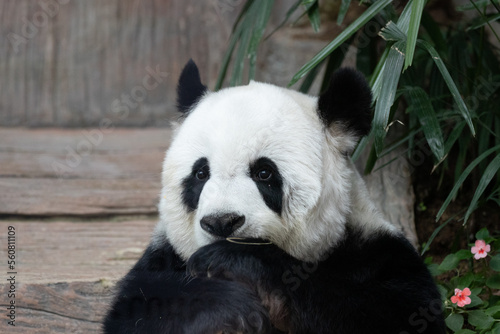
[[451, 288, 472, 307], [471, 240, 491, 260]]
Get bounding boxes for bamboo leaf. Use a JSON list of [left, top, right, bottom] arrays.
[[362, 140, 379, 174], [215, 0, 257, 90], [319, 38, 353, 93], [299, 61, 323, 93], [379, 20, 406, 41], [454, 136, 468, 187], [337, 0, 352, 25], [230, 22, 252, 86], [421, 212, 463, 255], [230, 0, 256, 35], [468, 13, 500, 31], [436, 145, 500, 221], [373, 41, 406, 155], [456, 0, 498, 11], [405, 87, 445, 161], [370, 47, 390, 100], [304, 0, 321, 33], [429, 66, 446, 110], [417, 40, 476, 136], [443, 122, 465, 156], [421, 11, 446, 53], [351, 134, 372, 162], [289, 0, 392, 86], [265, 0, 302, 40], [247, 0, 275, 80], [215, 24, 245, 90], [464, 153, 500, 223], [378, 127, 421, 159], [356, 27, 379, 75], [478, 113, 495, 172], [395, 0, 414, 33], [226, 0, 275, 87], [405, 0, 425, 70]]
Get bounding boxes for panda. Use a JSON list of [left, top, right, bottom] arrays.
[[103, 60, 445, 334]]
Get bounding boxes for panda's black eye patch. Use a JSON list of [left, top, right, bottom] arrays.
[[250, 157, 283, 215], [182, 158, 210, 212]]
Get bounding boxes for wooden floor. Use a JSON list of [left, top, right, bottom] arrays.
[[0, 127, 170, 333], [0, 126, 416, 333]]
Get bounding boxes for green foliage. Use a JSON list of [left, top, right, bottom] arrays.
[[217, 6, 500, 331], [405, 0, 424, 70], [304, 0, 321, 33], [434, 229, 500, 333], [217, 0, 500, 230], [214, 0, 275, 90], [492, 254, 500, 272], [337, 0, 352, 25]]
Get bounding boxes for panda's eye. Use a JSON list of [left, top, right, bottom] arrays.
[[196, 166, 209, 180], [256, 168, 272, 181]]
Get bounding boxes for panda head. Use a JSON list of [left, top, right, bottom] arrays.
[[156, 60, 373, 262]]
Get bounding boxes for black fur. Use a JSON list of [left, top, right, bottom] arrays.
[[103, 237, 275, 334], [187, 227, 445, 333], [318, 68, 372, 137], [181, 157, 210, 211], [249, 157, 283, 215], [176, 59, 207, 114], [103, 226, 445, 333]]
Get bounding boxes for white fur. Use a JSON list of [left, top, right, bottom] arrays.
[[154, 81, 394, 262]]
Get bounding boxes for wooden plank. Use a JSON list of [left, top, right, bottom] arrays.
[[0, 128, 169, 216], [0, 178, 160, 216], [0, 219, 156, 332], [0, 220, 156, 283], [0, 128, 171, 152], [0, 281, 113, 333]]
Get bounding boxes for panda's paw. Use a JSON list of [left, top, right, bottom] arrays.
[[187, 238, 275, 283], [187, 240, 291, 332], [185, 283, 273, 334]]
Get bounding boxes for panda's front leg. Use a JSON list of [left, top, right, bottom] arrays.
[[104, 241, 276, 334], [187, 239, 296, 332]]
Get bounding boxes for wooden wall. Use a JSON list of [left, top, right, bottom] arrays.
[[0, 0, 325, 127]]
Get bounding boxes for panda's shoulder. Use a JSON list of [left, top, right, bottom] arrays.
[[130, 235, 186, 273], [327, 227, 428, 278], [344, 227, 416, 255]]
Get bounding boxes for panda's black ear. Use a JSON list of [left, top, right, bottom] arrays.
[[317, 68, 372, 137], [176, 59, 208, 114]]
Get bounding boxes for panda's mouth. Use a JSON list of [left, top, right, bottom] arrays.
[[225, 237, 273, 245]]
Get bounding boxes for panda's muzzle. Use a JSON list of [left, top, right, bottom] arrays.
[[200, 213, 245, 238]]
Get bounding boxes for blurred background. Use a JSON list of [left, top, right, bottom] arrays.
[[1, 0, 327, 127]]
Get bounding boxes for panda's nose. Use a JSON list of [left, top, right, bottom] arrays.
[[200, 213, 245, 238]]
